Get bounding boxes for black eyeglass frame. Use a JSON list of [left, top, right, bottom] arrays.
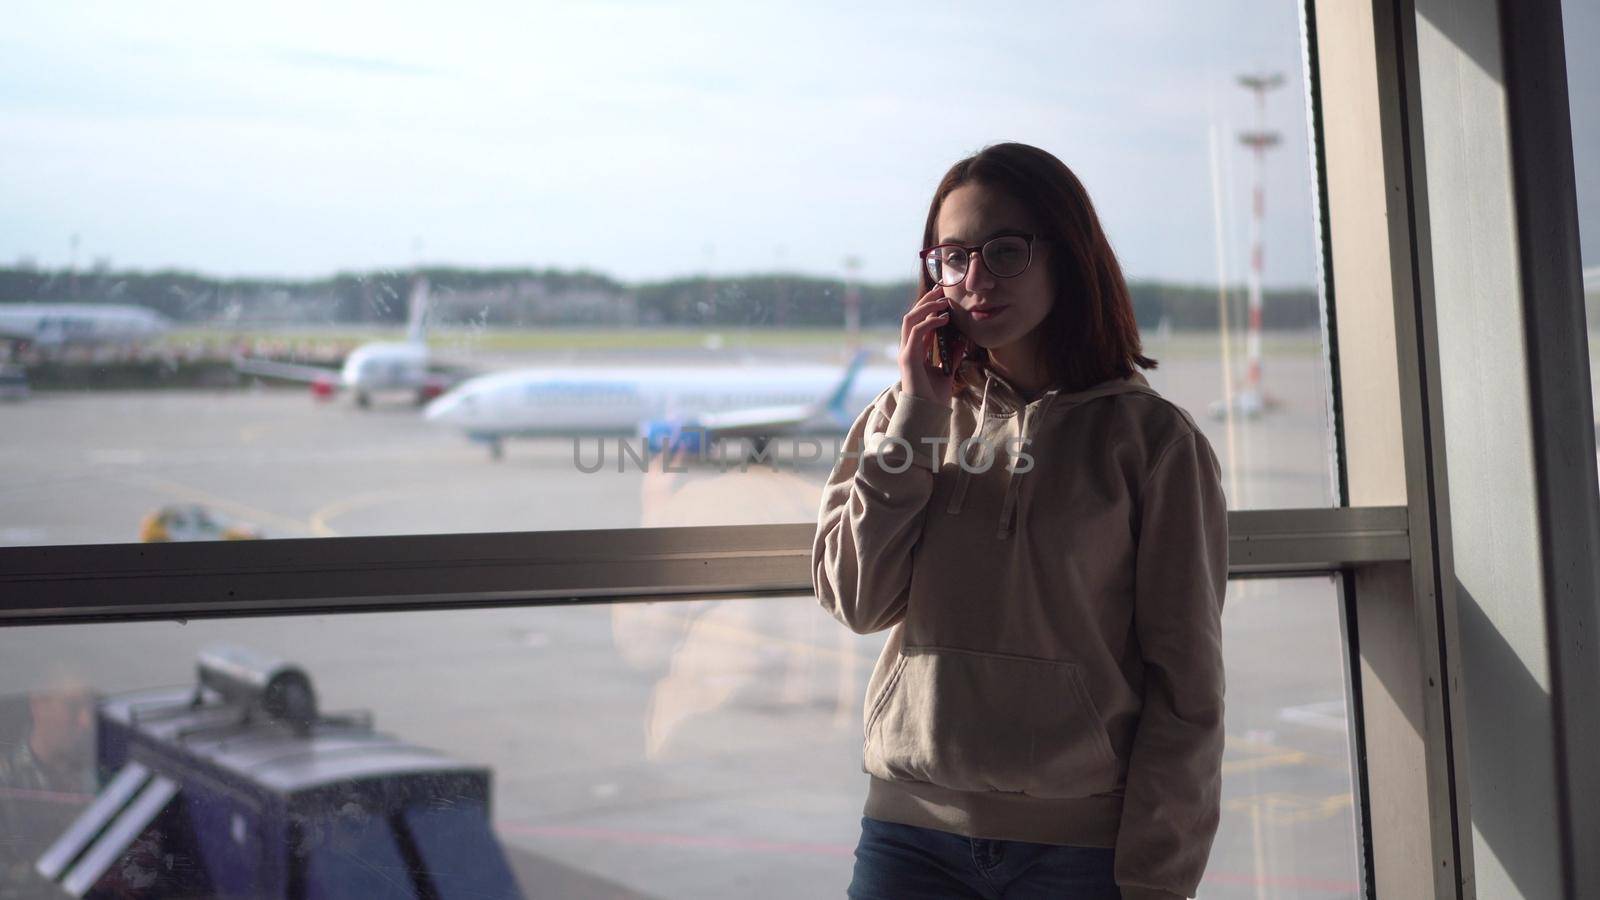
[[918, 232, 1039, 286]]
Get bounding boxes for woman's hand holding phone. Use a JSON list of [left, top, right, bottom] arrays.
[[899, 286, 969, 405]]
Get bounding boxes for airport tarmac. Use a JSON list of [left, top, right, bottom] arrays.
[[0, 340, 1337, 546], [0, 342, 1361, 898]]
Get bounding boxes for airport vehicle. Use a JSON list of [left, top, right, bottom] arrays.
[[0, 302, 171, 349], [34, 645, 523, 898], [139, 504, 263, 542], [424, 348, 898, 460], [233, 276, 463, 408]]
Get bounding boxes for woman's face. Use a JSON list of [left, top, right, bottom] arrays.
[[933, 182, 1055, 370]]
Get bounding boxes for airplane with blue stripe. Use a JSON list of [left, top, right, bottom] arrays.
[[422, 347, 898, 460]]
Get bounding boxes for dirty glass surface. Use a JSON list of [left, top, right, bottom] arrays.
[[1, 577, 1357, 899], [1, 0, 1336, 548]]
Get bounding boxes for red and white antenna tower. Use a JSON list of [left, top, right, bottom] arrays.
[[1229, 72, 1284, 417]]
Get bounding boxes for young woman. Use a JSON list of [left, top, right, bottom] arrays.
[[812, 142, 1228, 900]]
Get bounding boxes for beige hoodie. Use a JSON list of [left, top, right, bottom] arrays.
[[811, 361, 1228, 900]]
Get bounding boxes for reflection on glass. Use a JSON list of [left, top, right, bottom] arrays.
[[0, 1, 1334, 546], [0, 668, 96, 898], [0, 577, 1357, 898]]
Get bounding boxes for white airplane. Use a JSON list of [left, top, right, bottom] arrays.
[[0, 303, 170, 348], [423, 348, 900, 460], [234, 276, 463, 408]]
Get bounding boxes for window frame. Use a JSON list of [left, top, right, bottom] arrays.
[[4, 0, 1597, 897], [0, 509, 1409, 625]]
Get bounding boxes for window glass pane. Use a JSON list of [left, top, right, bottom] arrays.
[[0, 1, 1336, 547], [1561, 0, 1600, 462], [0, 578, 1358, 897]]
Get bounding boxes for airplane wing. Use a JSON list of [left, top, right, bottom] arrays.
[[233, 355, 339, 385], [686, 348, 875, 441], [693, 404, 823, 440]]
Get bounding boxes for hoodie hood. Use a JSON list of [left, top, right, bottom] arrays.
[[945, 363, 1160, 539]]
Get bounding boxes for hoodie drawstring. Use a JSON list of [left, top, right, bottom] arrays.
[[943, 369, 1059, 541], [994, 390, 1055, 539], [944, 374, 991, 516]]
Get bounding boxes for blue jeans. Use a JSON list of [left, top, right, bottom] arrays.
[[847, 816, 1122, 900]]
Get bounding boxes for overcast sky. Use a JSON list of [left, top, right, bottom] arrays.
[[0, 1, 1590, 287]]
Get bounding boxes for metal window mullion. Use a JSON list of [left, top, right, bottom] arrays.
[[0, 507, 1407, 625], [1379, 0, 1472, 894]]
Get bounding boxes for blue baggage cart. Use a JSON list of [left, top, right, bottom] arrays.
[[34, 645, 524, 899]]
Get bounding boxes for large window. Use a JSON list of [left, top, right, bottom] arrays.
[[15, 0, 1599, 894], [0, 0, 1421, 897], [2, 1, 1336, 548], [1, 578, 1357, 898]]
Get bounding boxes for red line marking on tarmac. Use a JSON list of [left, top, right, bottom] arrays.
[[496, 821, 854, 858], [497, 821, 1361, 894], [0, 786, 92, 805]]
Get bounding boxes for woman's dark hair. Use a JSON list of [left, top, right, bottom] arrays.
[[919, 141, 1156, 397]]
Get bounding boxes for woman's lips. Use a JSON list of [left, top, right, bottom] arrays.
[[968, 305, 1009, 321]]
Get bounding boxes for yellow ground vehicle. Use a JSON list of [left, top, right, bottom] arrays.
[[138, 504, 262, 542]]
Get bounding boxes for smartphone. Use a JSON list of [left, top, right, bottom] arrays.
[[930, 298, 963, 373]]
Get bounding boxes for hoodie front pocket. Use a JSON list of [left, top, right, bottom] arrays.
[[863, 653, 909, 748], [862, 645, 1119, 799]]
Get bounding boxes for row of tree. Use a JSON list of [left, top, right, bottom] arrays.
[[0, 266, 1323, 331]]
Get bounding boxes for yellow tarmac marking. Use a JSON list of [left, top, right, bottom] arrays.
[[121, 473, 314, 537], [308, 489, 430, 537], [1225, 791, 1353, 825], [1225, 733, 1349, 773], [1223, 750, 1312, 775]]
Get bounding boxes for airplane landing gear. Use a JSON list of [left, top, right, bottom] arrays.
[[489, 438, 504, 461], [355, 391, 371, 409]]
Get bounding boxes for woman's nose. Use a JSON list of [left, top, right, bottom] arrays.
[[962, 252, 996, 292]]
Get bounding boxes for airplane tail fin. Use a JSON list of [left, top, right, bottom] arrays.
[[821, 348, 871, 420], [405, 275, 431, 345]]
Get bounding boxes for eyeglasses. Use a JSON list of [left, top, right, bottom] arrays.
[[919, 233, 1037, 287]]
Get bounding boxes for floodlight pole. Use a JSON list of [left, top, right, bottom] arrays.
[[1232, 72, 1284, 418]]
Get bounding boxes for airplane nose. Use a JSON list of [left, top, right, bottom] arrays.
[[422, 394, 457, 423]]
